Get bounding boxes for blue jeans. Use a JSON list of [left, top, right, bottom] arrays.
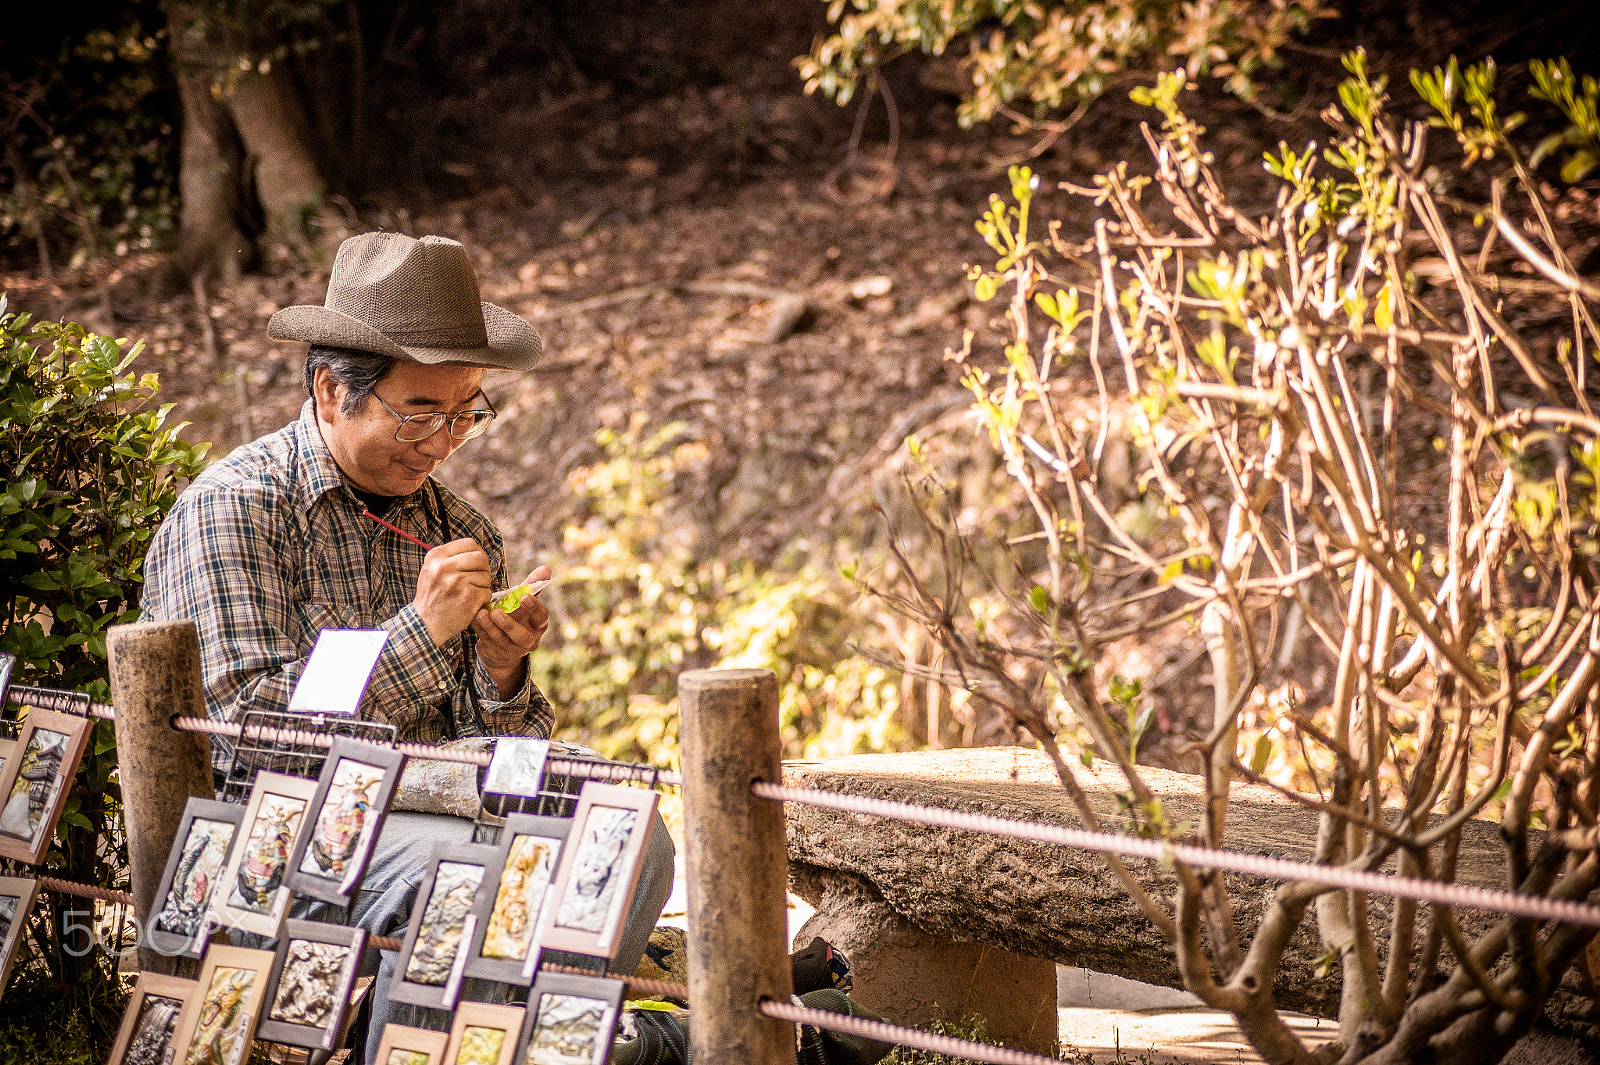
[[296, 807, 677, 1065]]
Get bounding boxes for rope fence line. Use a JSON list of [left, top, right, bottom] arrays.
[[37, 876, 133, 906], [754, 781, 1600, 928], [168, 715, 685, 786], [762, 999, 1059, 1065]]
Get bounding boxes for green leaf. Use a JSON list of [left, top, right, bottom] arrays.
[[1250, 734, 1274, 776], [1030, 585, 1049, 613]]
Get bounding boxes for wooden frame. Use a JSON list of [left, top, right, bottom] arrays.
[[538, 782, 658, 959], [390, 840, 498, 1010], [443, 1000, 524, 1065], [148, 798, 246, 958], [105, 971, 197, 1065], [516, 972, 626, 1065], [0, 876, 40, 999], [284, 737, 403, 905], [372, 1022, 451, 1065], [256, 918, 368, 1051], [463, 813, 570, 985], [0, 740, 14, 788], [167, 944, 275, 1065], [0, 706, 92, 864], [208, 771, 318, 938]]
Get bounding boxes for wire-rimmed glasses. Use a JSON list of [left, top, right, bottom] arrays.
[[372, 390, 498, 442]]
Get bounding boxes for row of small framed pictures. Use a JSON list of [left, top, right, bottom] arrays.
[[150, 738, 408, 955], [111, 936, 628, 1065], [150, 737, 660, 984]]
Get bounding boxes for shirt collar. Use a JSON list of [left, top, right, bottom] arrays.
[[290, 399, 442, 523]]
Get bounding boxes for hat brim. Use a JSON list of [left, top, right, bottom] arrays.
[[267, 301, 542, 372]]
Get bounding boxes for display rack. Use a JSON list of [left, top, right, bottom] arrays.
[[1, 683, 93, 740], [220, 709, 399, 802]]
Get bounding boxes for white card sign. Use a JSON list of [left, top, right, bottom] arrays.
[[484, 738, 551, 796], [289, 629, 389, 716]]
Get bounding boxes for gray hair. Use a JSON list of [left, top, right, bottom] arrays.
[[303, 345, 395, 414]]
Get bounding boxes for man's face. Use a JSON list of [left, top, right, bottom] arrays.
[[315, 359, 487, 496]]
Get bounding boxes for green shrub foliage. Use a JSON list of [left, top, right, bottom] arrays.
[[0, 299, 208, 1037], [798, 0, 1334, 127]]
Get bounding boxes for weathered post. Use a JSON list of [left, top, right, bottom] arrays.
[[107, 620, 216, 972], [679, 668, 794, 1065]]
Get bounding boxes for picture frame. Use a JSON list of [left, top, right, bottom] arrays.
[[0, 876, 41, 998], [483, 737, 551, 797], [463, 813, 571, 985], [105, 971, 197, 1065], [167, 943, 275, 1065], [538, 782, 659, 959], [516, 972, 626, 1065], [256, 918, 368, 1051], [208, 771, 318, 938], [0, 739, 14, 787], [443, 1001, 525, 1065], [372, 1022, 451, 1065], [284, 737, 403, 905], [0, 706, 92, 864], [390, 840, 498, 1010], [148, 798, 247, 958]]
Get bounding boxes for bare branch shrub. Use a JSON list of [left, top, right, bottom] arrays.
[[875, 51, 1600, 1065]]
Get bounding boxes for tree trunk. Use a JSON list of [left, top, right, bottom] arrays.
[[168, 64, 249, 286], [223, 63, 330, 253]]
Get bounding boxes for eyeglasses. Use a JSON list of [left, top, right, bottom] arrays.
[[372, 390, 498, 442]]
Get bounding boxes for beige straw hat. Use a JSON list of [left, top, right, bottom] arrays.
[[267, 232, 541, 371]]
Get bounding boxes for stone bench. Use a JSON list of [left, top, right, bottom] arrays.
[[782, 748, 1589, 1053]]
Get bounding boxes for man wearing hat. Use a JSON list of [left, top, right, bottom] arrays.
[[142, 232, 674, 1060]]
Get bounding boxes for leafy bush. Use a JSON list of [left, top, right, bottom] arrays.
[[534, 416, 913, 768], [1, 4, 178, 272], [0, 299, 208, 1045], [797, 0, 1334, 128]]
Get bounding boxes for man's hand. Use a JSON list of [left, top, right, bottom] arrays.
[[472, 564, 552, 698], [414, 538, 495, 647]]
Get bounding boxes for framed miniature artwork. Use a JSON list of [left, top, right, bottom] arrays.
[[0, 876, 41, 997], [443, 1001, 524, 1065], [106, 971, 197, 1065], [538, 782, 659, 959], [209, 771, 318, 938], [390, 840, 497, 1010], [517, 972, 626, 1065], [483, 738, 551, 797], [0, 651, 14, 708], [373, 1022, 451, 1065], [148, 798, 246, 958], [463, 813, 570, 985], [0, 706, 92, 864], [167, 943, 275, 1065], [256, 919, 368, 1051], [284, 737, 403, 905]]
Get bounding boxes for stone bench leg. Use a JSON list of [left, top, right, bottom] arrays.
[[791, 865, 1057, 1054]]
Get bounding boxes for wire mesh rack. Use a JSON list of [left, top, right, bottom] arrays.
[[219, 709, 399, 803], [1, 681, 94, 741]]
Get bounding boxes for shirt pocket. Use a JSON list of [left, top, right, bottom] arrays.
[[296, 600, 355, 641]]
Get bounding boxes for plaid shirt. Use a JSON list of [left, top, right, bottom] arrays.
[[142, 400, 554, 772]]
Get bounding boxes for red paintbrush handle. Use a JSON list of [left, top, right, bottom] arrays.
[[363, 509, 435, 550]]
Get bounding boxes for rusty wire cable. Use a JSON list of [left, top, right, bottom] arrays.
[[754, 781, 1600, 927]]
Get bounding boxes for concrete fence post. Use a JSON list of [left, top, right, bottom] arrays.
[[107, 620, 216, 972], [678, 667, 794, 1065]]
